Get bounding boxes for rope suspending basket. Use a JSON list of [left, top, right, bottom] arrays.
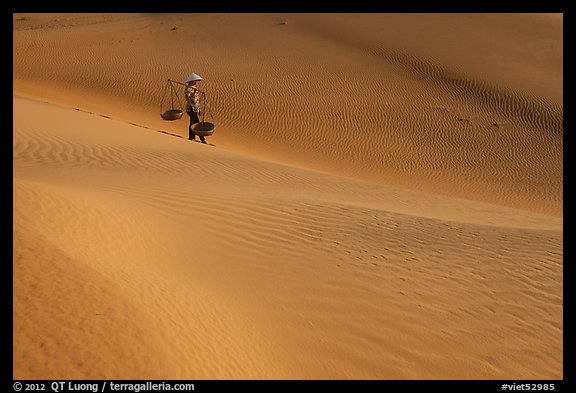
[[160, 79, 184, 120], [192, 90, 215, 136]]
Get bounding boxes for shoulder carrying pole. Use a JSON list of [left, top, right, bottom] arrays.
[[168, 78, 187, 87], [168, 78, 205, 93]]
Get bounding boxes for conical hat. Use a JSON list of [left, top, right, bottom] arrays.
[[186, 72, 203, 82]]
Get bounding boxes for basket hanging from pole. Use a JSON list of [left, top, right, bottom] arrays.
[[191, 91, 216, 136], [192, 121, 215, 136], [160, 79, 184, 121]]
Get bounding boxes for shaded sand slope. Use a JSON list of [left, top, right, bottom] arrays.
[[14, 96, 562, 379], [13, 13, 562, 215]]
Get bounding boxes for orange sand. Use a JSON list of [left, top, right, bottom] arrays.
[[13, 13, 562, 379]]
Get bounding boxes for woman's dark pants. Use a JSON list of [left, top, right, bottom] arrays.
[[187, 111, 205, 142]]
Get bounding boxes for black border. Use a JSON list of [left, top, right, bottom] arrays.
[[562, 3, 573, 390], [6, 0, 16, 389], [9, 0, 567, 13], [4, 380, 572, 391], [8, 1, 571, 391]]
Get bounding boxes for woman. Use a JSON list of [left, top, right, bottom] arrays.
[[184, 72, 206, 143]]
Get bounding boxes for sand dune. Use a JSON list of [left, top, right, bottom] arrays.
[[13, 13, 562, 379]]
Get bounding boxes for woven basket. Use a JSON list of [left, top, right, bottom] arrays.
[[161, 109, 184, 121], [192, 121, 215, 136]]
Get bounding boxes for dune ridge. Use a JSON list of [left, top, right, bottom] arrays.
[[13, 13, 562, 215], [13, 13, 562, 379]]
